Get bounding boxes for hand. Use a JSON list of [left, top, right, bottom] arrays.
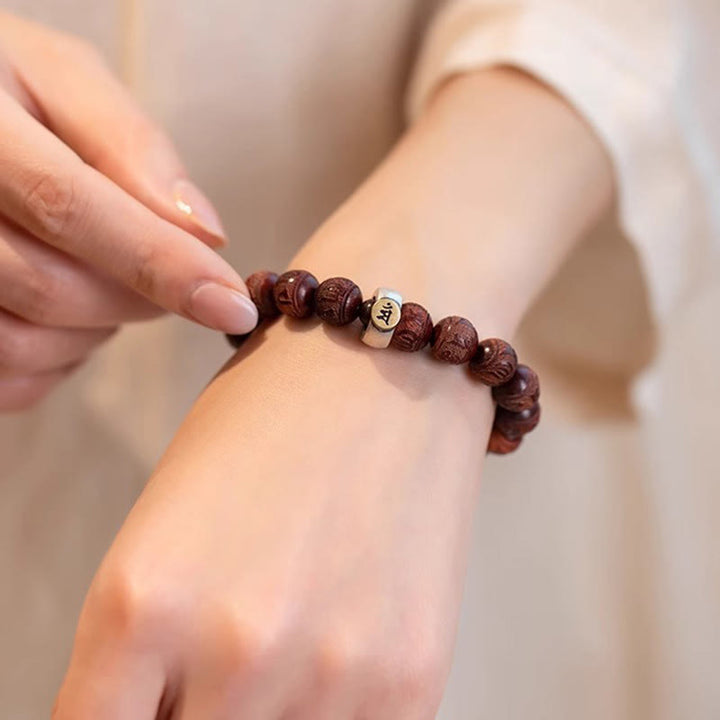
[[53, 69, 613, 718], [0, 13, 257, 411], [53, 310, 494, 719]]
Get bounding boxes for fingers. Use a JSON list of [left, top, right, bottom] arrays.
[[53, 650, 166, 720], [0, 309, 116, 375], [0, 218, 162, 327], [0, 89, 258, 335], [52, 563, 171, 720], [0, 305, 108, 414], [0, 367, 73, 412], [0, 12, 226, 247]]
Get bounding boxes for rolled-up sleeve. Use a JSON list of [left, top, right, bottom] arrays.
[[407, 0, 719, 324]]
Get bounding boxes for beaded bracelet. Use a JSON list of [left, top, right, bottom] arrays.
[[226, 270, 541, 455]]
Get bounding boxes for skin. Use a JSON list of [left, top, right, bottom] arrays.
[[51, 64, 614, 719], [0, 13, 258, 412]]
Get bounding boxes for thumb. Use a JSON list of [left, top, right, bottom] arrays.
[[0, 13, 227, 248]]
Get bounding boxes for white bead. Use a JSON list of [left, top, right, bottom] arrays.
[[360, 287, 403, 349]]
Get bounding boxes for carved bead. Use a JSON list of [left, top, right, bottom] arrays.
[[487, 428, 522, 455], [245, 270, 280, 319], [358, 298, 374, 327], [390, 302, 433, 352], [492, 364, 540, 412], [469, 338, 518, 386], [494, 403, 541, 440], [315, 277, 363, 326], [273, 269, 319, 318], [430, 316, 478, 364]]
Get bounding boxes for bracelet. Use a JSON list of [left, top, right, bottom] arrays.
[[226, 270, 541, 455]]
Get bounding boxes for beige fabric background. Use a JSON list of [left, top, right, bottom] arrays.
[[0, 1, 718, 718]]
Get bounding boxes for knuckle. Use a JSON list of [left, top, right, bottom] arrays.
[[23, 171, 88, 243], [86, 564, 171, 647], [212, 608, 283, 677], [314, 634, 367, 686], [130, 241, 162, 299]]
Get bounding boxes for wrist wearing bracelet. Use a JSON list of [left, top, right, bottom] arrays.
[[226, 270, 541, 455]]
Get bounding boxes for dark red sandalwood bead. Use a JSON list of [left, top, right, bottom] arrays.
[[492, 364, 540, 412], [315, 277, 363, 326], [431, 316, 478, 364], [390, 302, 434, 352], [358, 297, 374, 327], [469, 338, 518, 386], [245, 270, 280, 319], [493, 403, 541, 440], [487, 428, 522, 455], [273, 269, 319, 318]]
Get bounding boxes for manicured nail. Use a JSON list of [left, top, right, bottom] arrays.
[[189, 282, 259, 334], [173, 179, 228, 247]]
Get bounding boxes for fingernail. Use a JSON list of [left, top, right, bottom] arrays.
[[189, 282, 259, 334], [173, 179, 228, 247]]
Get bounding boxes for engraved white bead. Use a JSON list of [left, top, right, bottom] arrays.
[[360, 287, 403, 348]]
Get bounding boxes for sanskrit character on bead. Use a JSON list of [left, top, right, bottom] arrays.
[[376, 302, 394, 326]]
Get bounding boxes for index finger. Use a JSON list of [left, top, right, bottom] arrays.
[[0, 89, 258, 335]]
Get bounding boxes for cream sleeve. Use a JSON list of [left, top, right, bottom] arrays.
[[407, 0, 719, 324]]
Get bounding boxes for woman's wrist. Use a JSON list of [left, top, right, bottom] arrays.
[[193, 65, 612, 469], [206, 67, 612, 462], [293, 67, 613, 338]]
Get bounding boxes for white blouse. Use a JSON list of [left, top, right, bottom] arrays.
[[0, 1, 717, 718]]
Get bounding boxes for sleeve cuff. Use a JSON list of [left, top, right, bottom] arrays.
[[407, 1, 713, 324]]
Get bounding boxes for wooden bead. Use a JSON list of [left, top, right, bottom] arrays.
[[469, 338, 518, 386], [492, 364, 540, 412], [273, 269, 319, 318], [315, 277, 363, 326], [358, 298, 374, 327], [493, 403, 541, 440], [390, 302, 433, 352], [245, 270, 280, 319], [431, 316, 478, 364], [487, 428, 522, 455]]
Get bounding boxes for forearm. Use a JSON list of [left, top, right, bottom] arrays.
[[297, 67, 613, 337], [161, 68, 613, 479]]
